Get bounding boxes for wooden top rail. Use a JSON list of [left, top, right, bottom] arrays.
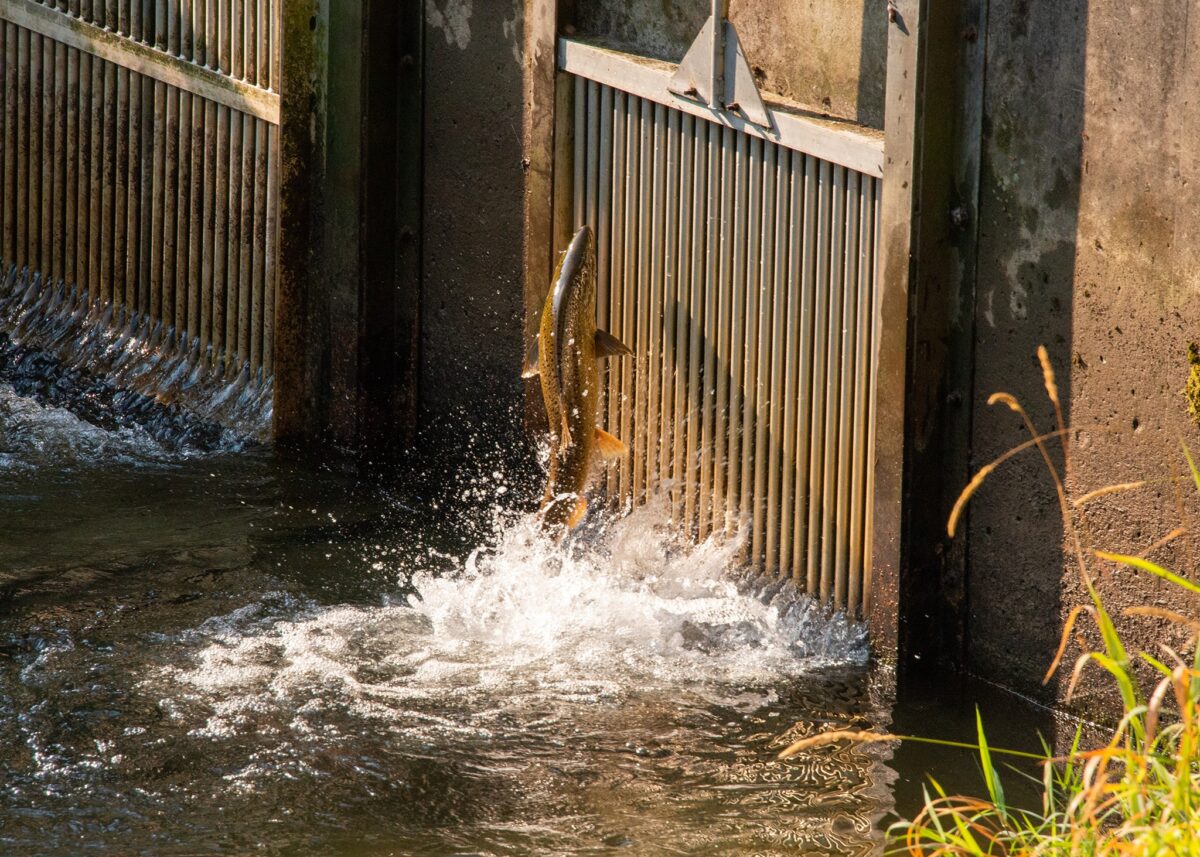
[[558, 38, 884, 178], [0, 0, 280, 124]]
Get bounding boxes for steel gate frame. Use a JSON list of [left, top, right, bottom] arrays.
[[0, 0, 281, 429], [524, 0, 932, 657]]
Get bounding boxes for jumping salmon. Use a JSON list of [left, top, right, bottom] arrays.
[[523, 225, 632, 531]]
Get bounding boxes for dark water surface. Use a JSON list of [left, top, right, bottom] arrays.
[[0, 373, 1045, 856]]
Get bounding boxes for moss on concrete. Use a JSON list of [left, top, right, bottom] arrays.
[[1184, 343, 1200, 426]]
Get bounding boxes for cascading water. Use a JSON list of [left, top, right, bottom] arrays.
[[0, 268, 272, 444], [0, 359, 896, 856]]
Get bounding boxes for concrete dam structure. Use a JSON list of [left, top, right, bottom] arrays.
[[1, 0, 1198, 710]]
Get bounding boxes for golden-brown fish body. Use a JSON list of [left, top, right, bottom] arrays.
[[524, 226, 631, 532]]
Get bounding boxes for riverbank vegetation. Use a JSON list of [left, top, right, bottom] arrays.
[[780, 347, 1200, 854]]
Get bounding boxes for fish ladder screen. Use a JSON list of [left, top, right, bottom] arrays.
[[569, 76, 881, 617]]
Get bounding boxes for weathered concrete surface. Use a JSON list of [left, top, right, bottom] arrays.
[[421, 0, 528, 443], [573, 0, 887, 127], [967, 0, 1200, 705]]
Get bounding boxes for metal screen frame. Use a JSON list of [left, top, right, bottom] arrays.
[[551, 38, 888, 619]]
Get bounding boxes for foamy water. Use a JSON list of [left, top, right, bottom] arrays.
[[154, 500, 866, 749], [0, 383, 177, 471]]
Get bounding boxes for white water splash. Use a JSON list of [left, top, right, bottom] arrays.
[[0, 384, 176, 471], [158, 499, 867, 741]]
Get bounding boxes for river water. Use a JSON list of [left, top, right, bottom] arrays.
[[0, 345, 916, 856]]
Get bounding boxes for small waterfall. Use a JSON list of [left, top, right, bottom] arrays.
[[0, 266, 272, 445]]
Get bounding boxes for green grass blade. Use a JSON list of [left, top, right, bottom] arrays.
[[976, 708, 1007, 817], [1096, 550, 1200, 596]]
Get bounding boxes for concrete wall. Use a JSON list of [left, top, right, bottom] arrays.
[[420, 0, 529, 443], [573, 0, 887, 127], [966, 0, 1200, 704]]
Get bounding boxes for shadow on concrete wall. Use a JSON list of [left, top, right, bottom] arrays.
[[965, 0, 1087, 705]]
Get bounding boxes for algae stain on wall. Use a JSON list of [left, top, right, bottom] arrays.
[[427, 0, 473, 49]]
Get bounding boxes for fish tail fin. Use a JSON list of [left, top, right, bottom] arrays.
[[567, 496, 588, 529], [593, 427, 628, 460]]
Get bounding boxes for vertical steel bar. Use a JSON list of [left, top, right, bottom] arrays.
[[162, 85, 180, 331], [51, 41, 66, 285], [39, 36, 53, 280], [696, 121, 718, 538], [710, 123, 734, 535], [222, 107, 240, 369], [16, 27, 28, 276], [137, 72, 153, 316], [124, 68, 140, 315], [738, 136, 762, 556], [571, 76, 584, 230], [77, 46, 90, 296], [29, 32, 40, 275], [779, 151, 805, 578], [658, 108, 680, 493], [618, 95, 641, 502], [114, 65, 129, 314], [848, 171, 871, 617], [217, 0, 230, 74], [187, 91, 204, 343], [87, 51, 103, 304], [631, 97, 652, 503], [605, 89, 626, 501], [750, 141, 777, 568], [250, 116, 267, 372], [595, 84, 613, 477], [201, 99, 217, 356], [643, 102, 666, 500], [149, 79, 166, 322], [167, 0, 179, 54], [585, 81, 599, 245], [765, 148, 790, 574], [834, 169, 862, 609], [671, 111, 694, 524], [21, 31, 34, 274], [174, 89, 193, 337], [245, 0, 257, 85], [683, 116, 707, 535], [231, 0, 242, 79], [3, 25, 16, 270], [155, 0, 167, 50], [99, 59, 116, 308], [820, 165, 847, 602], [262, 122, 277, 374], [725, 130, 749, 537], [239, 111, 256, 373], [206, 0, 218, 68], [805, 159, 832, 592], [258, 0, 269, 87]]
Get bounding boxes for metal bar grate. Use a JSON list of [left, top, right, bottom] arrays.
[[567, 69, 881, 618], [0, 0, 279, 406]]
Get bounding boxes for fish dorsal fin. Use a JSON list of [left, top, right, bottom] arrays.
[[594, 329, 632, 359], [567, 496, 588, 529], [593, 427, 628, 460], [521, 336, 540, 378]]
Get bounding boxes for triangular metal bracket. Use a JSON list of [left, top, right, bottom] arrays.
[[668, 16, 770, 129]]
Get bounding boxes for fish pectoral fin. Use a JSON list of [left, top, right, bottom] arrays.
[[521, 337, 540, 378], [593, 427, 628, 460], [567, 496, 588, 529], [560, 414, 573, 450], [594, 329, 633, 359]]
